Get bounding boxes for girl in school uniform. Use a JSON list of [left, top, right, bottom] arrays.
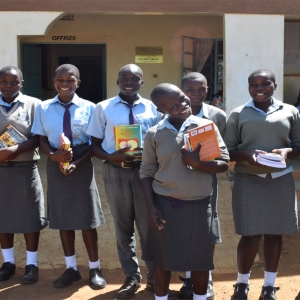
[[140, 83, 229, 300], [224, 69, 300, 300], [0, 66, 47, 284], [31, 64, 106, 289]]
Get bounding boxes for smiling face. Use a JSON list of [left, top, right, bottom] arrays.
[[53, 69, 81, 103], [182, 78, 208, 107], [0, 69, 23, 103], [248, 73, 276, 103], [117, 65, 143, 100], [153, 87, 192, 123]]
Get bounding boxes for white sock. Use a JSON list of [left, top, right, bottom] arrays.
[[237, 272, 250, 284], [1, 247, 14, 264], [26, 250, 38, 266], [263, 271, 277, 287], [65, 254, 77, 270], [193, 293, 207, 300], [155, 295, 168, 300], [89, 260, 100, 270], [209, 270, 212, 281], [186, 271, 191, 278]]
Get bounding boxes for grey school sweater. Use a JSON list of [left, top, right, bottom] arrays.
[[0, 93, 40, 161], [140, 116, 229, 200], [224, 99, 300, 174]]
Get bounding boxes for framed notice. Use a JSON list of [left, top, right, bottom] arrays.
[[135, 47, 163, 63], [284, 22, 300, 75]]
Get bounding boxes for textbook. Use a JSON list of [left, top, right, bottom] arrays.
[[256, 153, 286, 168], [0, 125, 28, 149], [58, 133, 71, 170], [114, 125, 142, 156], [187, 122, 221, 161]]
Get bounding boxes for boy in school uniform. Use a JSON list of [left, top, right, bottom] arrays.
[[179, 72, 227, 300], [140, 83, 229, 300], [86, 64, 162, 299]]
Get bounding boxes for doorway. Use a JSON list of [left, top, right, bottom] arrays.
[[21, 43, 106, 103]]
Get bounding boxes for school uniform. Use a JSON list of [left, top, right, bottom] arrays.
[[140, 115, 229, 271], [86, 94, 162, 283], [31, 94, 104, 230], [0, 93, 47, 233], [224, 98, 300, 235], [196, 103, 226, 244]]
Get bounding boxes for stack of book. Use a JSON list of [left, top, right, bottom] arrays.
[[256, 153, 286, 168]]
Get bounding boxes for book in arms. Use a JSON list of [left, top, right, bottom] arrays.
[[0, 125, 28, 149], [256, 153, 286, 168], [187, 122, 221, 162], [58, 133, 71, 170], [114, 125, 142, 156]]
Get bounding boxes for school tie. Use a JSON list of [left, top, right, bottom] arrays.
[[124, 102, 138, 125], [61, 103, 73, 146]]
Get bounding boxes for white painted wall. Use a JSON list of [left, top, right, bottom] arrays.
[[0, 12, 62, 68], [224, 14, 284, 114]]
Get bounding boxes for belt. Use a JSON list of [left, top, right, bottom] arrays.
[[109, 160, 141, 169]]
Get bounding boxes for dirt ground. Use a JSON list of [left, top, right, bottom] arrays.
[[0, 234, 299, 300]]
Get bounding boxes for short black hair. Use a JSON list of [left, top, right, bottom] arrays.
[[151, 83, 180, 104], [55, 64, 80, 79], [0, 66, 23, 80], [248, 69, 276, 83], [118, 64, 143, 78], [181, 72, 207, 88]]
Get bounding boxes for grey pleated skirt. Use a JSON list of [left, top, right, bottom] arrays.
[[0, 161, 48, 233], [47, 144, 104, 230], [142, 193, 214, 272], [232, 172, 298, 235], [211, 174, 221, 244]]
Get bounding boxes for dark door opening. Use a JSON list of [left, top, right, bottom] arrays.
[[21, 43, 106, 103]]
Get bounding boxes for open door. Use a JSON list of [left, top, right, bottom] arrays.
[[22, 44, 42, 99]]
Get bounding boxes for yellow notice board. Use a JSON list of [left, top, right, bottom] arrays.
[[135, 47, 163, 63]]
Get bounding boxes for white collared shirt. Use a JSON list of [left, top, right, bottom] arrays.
[[86, 94, 162, 153]]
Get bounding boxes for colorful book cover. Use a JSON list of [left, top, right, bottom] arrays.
[[58, 133, 71, 170], [114, 125, 142, 155], [188, 122, 221, 162], [0, 125, 28, 149]]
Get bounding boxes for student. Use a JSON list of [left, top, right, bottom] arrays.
[[224, 69, 300, 300], [87, 64, 162, 299], [0, 66, 47, 284], [179, 72, 227, 299], [140, 83, 229, 300], [31, 64, 106, 289]]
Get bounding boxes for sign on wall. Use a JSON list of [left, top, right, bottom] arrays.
[[135, 47, 163, 63], [284, 22, 300, 75]]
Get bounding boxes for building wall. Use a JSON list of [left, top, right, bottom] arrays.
[[21, 14, 223, 100]]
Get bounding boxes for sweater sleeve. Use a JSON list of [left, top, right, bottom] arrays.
[[289, 106, 300, 148], [215, 125, 230, 161], [224, 110, 241, 151], [140, 127, 159, 179]]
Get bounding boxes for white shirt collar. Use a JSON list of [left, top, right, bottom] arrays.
[[51, 93, 81, 106], [0, 92, 25, 106], [157, 114, 200, 133], [112, 94, 143, 106], [196, 103, 209, 119], [244, 97, 282, 115]]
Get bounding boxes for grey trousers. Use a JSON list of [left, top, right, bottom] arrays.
[[102, 161, 154, 283]]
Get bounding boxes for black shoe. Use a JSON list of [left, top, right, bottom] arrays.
[[179, 276, 193, 299], [89, 268, 106, 290], [53, 268, 81, 288], [296, 291, 300, 300], [21, 265, 39, 284], [117, 277, 141, 299], [207, 280, 214, 300], [146, 281, 175, 298], [231, 283, 249, 300], [0, 262, 16, 281], [258, 286, 279, 300]]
